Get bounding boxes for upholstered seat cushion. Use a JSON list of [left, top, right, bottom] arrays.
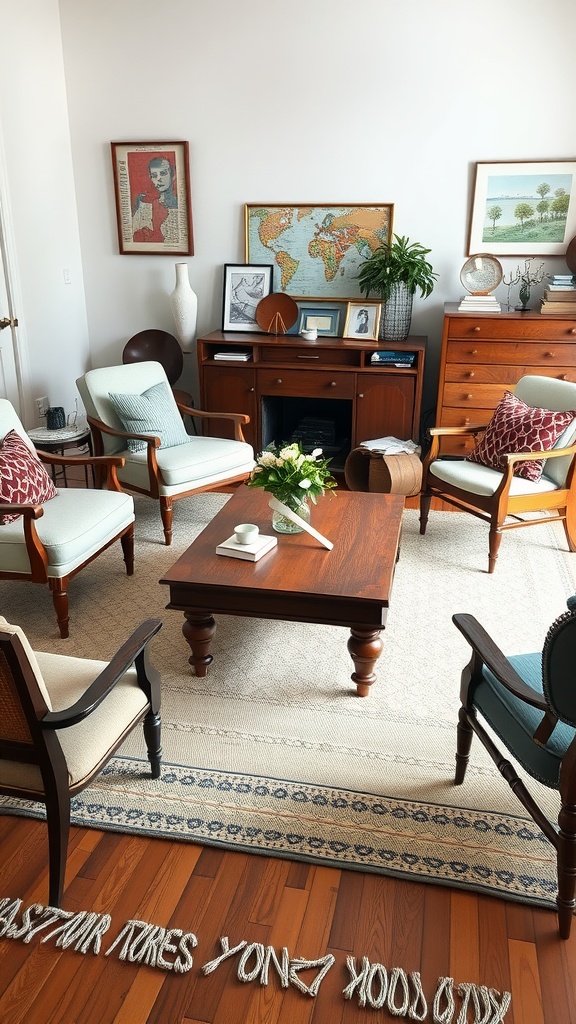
[[467, 390, 576, 482], [108, 380, 189, 452], [429, 458, 559, 497], [0, 488, 134, 575], [474, 652, 575, 788], [0, 650, 148, 792], [116, 435, 255, 492]]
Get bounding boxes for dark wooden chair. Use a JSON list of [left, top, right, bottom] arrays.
[[453, 597, 576, 938], [419, 375, 576, 572], [0, 616, 162, 907]]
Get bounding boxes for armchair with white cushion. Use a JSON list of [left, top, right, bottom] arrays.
[[0, 615, 162, 907], [76, 361, 255, 545], [419, 375, 576, 572], [0, 399, 135, 638]]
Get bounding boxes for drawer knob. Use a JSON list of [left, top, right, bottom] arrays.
[[470, 349, 478, 355], [275, 378, 282, 385], [465, 394, 473, 400], [545, 351, 554, 358], [329, 381, 337, 387], [473, 326, 481, 333], [561, 374, 569, 381], [570, 328, 576, 335], [248, 387, 255, 393], [464, 418, 470, 425], [466, 371, 475, 378], [357, 393, 364, 399]]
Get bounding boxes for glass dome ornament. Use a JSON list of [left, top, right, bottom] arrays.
[[460, 254, 503, 295], [458, 254, 503, 312]]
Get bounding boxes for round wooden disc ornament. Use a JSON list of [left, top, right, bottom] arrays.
[[256, 292, 299, 335], [565, 235, 576, 276]]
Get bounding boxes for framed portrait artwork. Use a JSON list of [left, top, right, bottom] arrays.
[[110, 141, 194, 255], [245, 202, 393, 299], [468, 160, 576, 256], [222, 264, 274, 332], [297, 305, 342, 337], [343, 301, 381, 341]]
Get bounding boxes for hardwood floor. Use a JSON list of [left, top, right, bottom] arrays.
[[0, 814, 574, 1024]]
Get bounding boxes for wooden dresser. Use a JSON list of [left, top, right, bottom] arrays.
[[436, 304, 576, 455], [197, 330, 426, 469]]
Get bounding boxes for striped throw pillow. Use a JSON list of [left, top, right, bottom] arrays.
[[109, 381, 189, 452]]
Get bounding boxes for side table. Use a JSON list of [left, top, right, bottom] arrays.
[[27, 425, 94, 487]]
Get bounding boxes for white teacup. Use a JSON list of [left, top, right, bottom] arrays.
[[234, 523, 259, 545], [300, 328, 318, 341]]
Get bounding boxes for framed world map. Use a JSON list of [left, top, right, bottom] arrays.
[[245, 203, 394, 300]]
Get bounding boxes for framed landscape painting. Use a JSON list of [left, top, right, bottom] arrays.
[[111, 141, 193, 255], [468, 160, 576, 256], [245, 203, 393, 300]]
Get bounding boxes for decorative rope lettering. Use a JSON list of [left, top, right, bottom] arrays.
[[237, 942, 265, 982], [288, 955, 335, 997], [364, 962, 388, 1009], [433, 976, 455, 1023], [0, 897, 513, 1014], [409, 971, 428, 1021], [202, 935, 247, 974], [387, 967, 411, 1016]]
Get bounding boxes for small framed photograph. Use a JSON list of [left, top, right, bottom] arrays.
[[111, 141, 193, 255], [298, 305, 341, 337], [343, 301, 381, 341], [222, 264, 274, 332], [468, 160, 576, 256]]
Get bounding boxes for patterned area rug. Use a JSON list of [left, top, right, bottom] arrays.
[[2, 492, 575, 909]]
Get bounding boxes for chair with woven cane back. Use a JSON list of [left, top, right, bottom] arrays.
[[0, 616, 162, 907]]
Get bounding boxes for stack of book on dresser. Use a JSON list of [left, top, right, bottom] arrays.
[[457, 294, 501, 312], [540, 275, 576, 314]]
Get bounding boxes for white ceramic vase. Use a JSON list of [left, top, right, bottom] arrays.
[[169, 262, 197, 351]]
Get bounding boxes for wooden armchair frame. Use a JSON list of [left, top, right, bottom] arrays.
[[0, 618, 162, 907], [0, 450, 134, 638], [453, 610, 576, 939], [420, 423, 576, 572], [88, 399, 251, 545]]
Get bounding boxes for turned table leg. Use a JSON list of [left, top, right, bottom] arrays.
[[182, 610, 216, 676], [347, 626, 383, 697]]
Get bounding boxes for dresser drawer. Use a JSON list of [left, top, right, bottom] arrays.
[[258, 368, 355, 399], [438, 407, 491, 429], [446, 317, 576, 342], [444, 363, 576, 385], [442, 383, 507, 409], [446, 340, 576, 366], [259, 346, 359, 366]]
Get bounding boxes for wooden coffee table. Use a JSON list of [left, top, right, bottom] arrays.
[[160, 487, 404, 696]]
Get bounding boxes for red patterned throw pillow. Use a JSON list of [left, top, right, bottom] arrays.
[[0, 430, 57, 524], [467, 391, 576, 483]]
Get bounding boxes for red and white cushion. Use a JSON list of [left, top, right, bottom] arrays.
[[0, 430, 57, 524], [467, 391, 576, 483]]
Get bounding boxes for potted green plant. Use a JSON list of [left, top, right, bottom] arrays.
[[357, 234, 438, 341]]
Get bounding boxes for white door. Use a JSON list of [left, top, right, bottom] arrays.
[[0, 225, 20, 408]]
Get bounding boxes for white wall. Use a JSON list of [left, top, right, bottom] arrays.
[[7, 0, 576, 423], [0, 0, 89, 426]]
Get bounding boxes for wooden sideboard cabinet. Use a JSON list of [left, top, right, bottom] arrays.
[[436, 304, 576, 455], [197, 331, 426, 467]]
